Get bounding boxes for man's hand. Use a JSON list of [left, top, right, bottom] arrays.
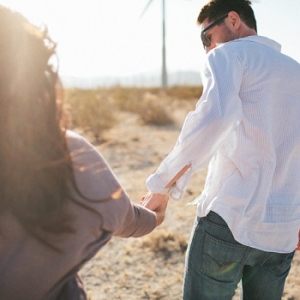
[[141, 192, 169, 226], [296, 230, 300, 251]]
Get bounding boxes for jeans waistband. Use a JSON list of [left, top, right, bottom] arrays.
[[205, 211, 228, 227]]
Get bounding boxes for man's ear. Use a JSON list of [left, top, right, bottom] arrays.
[[227, 11, 241, 30]]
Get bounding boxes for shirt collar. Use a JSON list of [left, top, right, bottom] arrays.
[[240, 35, 281, 52], [216, 35, 281, 52]]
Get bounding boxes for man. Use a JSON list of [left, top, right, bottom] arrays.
[[142, 0, 300, 299]]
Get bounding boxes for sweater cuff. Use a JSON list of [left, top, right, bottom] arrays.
[[132, 205, 157, 237]]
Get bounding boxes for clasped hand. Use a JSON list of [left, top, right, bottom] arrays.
[[140, 192, 169, 227]]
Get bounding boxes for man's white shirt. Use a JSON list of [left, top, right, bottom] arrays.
[[147, 36, 300, 253]]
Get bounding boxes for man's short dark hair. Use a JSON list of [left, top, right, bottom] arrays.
[[198, 0, 257, 32]]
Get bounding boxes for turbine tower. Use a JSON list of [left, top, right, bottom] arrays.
[[140, 0, 167, 88]]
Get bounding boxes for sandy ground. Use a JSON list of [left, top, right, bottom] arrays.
[[78, 99, 300, 300]]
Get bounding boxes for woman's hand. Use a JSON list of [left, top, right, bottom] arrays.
[[141, 192, 169, 226]]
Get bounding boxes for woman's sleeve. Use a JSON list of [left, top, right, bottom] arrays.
[[67, 131, 157, 238]]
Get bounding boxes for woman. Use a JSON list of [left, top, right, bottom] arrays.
[[0, 5, 169, 299]]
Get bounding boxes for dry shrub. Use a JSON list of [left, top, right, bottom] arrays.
[[111, 87, 174, 125], [162, 86, 203, 100], [65, 89, 116, 134], [110, 86, 143, 112], [65, 85, 202, 132], [140, 229, 188, 259], [137, 92, 173, 125]]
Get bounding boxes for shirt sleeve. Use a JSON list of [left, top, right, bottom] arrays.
[[67, 131, 157, 238], [146, 46, 244, 200]]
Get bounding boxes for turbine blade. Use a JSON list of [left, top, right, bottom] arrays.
[[139, 0, 155, 19]]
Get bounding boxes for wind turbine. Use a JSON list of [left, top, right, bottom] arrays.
[[140, 0, 167, 88]]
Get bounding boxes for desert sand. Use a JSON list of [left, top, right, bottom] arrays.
[[78, 96, 300, 300]]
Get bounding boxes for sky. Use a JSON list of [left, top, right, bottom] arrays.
[[1, 0, 300, 81]]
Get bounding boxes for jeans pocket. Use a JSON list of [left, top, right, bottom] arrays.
[[263, 251, 295, 275], [200, 231, 246, 282]]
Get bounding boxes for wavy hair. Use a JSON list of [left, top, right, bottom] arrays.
[[0, 5, 76, 235]]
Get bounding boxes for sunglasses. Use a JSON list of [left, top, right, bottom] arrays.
[[201, 14, 228, 49]]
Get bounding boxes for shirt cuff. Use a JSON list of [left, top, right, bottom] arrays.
[[146, 168, 192, 201], [146, 173, 168, 194], [146, 173, 184, 200]]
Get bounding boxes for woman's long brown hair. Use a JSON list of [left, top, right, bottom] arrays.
[[0, 6, 76, 234]]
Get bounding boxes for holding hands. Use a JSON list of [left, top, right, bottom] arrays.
[[141, 164, 190, 227], [141, 192, 169, 226]]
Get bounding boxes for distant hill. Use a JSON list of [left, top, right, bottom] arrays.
[[61, 70, 202, 89]]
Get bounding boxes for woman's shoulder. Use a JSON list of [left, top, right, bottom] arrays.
[[66, 130, 91, 149], [66, 130, 102, 159], [66, 130, 107, 167], [66, 130, 116, 198]]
